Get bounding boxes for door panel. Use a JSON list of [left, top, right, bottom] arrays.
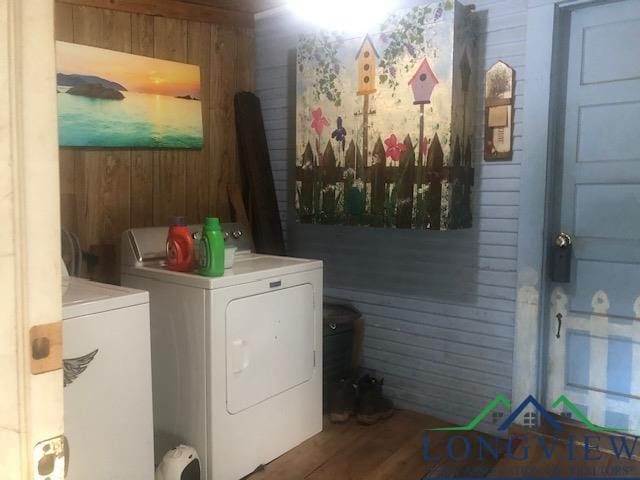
[[545, 0, 640, 433], [581, 18, 640, 84], [577, 102, 640, 163], [226, 284, 315, 414]]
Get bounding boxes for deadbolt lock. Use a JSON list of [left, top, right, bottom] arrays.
[[551, 232, 573, 283]]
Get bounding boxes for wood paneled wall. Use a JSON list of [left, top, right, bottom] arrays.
[[55, 2, 255, 282]]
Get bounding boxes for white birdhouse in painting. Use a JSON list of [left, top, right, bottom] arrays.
[[408, 58, 439, 105], [356, 35, 379, 96]]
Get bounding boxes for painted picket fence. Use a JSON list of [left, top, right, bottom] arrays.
[[296, 133, 474, 230]]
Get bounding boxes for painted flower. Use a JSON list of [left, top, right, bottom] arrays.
[[333, 63, 340, 75], [389, 66, 397, 78], [310, 107, 329, 136], [331, 116, 347, 151], [434, 6, 443, 21], [380, 33, 389, 43], [342, 167, 356, 180], [384, 134, 407, 162]]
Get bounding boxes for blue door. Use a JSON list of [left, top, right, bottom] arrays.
[[545, 0, 640, 432]]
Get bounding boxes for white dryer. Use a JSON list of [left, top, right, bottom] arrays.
[[120, 224, 322, 480], [62, 276, 154, 479]]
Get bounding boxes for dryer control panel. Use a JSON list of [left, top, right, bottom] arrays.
[[122, 223, 254, 266]]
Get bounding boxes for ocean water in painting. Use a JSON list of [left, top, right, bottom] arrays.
[[57, 87, 203, 148]]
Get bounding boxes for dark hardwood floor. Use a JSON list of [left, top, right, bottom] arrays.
[[247, 410, 640, 479]]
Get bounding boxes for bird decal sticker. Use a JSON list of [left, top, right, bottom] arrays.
[[63, 349, 98, 387]]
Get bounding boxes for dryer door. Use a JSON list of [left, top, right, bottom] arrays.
[[226, 284, 315, 414]]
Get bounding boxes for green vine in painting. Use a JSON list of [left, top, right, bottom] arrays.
[[378, 1, 453, 95], [298, 32, 344, 107]]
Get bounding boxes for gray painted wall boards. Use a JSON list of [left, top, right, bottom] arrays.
[[255, 0, 526, 431]]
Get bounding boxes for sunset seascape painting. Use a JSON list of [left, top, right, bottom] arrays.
[[56, 41, 204, 148]]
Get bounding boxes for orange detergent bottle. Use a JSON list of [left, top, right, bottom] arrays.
[[166, 216, 195, 272]]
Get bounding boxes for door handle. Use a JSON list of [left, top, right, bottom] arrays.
[[556, 313, 562, 339], [555, 232, 572, 248], [230, 339, 250, 374]]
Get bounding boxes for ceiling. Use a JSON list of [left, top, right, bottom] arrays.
[[181, 0, 287, 14]]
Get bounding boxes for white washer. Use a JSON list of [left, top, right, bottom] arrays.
[[120, 224, 323, 480], [62, 276, 154, 479]]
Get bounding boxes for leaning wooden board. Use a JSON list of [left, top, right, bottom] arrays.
[[235, 92, 285, 255]]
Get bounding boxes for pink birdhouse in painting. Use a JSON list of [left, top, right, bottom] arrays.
[[408, 58, 439, 105]]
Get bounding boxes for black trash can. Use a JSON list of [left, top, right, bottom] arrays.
[[323, 303, 362, 412]]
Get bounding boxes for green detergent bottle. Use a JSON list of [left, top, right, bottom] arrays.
[[199, 217, 225, 277]]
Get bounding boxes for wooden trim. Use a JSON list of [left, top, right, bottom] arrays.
[[57, 0, 255, 28], [1, 0, 64, 477], [512, 1, 558, 411]]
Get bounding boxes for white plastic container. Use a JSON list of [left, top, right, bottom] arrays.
[[224, 246, 237, 269]]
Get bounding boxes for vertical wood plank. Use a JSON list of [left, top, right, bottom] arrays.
[[371, 137, 386, 227], [300, 142, 314, 221], [55, 2, 77, 233], [130, 13, 155, 227], [55, 2, 74, 41], [185, 20, 211, 224], [72, 5, 132, 266], [321, 141, 337, 219], [153, 16, 188, 225], [229, 27, 256, 223], [236, 28, 256, 92], [396, 135, 415, 229], [426, 132, 443, 230], [209, 25, 237, 220]]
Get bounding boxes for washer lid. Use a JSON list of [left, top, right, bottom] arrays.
[[122, 253, 322, 290], [63, 277, 149, 319]]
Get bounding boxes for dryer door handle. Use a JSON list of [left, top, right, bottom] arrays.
[[230, 339, 250, 374]]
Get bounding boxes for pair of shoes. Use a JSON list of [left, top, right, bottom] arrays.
[[328, 374, 394, 425]]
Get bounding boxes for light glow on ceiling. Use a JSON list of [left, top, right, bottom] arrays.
[[287, 0, 399, 34]]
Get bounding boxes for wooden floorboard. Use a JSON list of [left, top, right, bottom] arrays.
[[247, 410, 640, 479]]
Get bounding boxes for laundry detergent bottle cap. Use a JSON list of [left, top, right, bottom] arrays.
[[166, 216, 195, 272], [204, 216, 221, 230], [199, 217, 225, 277]]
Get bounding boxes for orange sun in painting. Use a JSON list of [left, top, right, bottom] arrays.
[[56, 41, 201, 98]]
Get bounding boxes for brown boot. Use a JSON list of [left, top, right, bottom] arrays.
[[329, 378, 358, 423], [355, 375, 394, 425]]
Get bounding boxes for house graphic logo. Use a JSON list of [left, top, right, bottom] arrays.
[[428, 394, 626, 433]]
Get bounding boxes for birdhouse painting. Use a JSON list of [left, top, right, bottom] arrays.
[[356, 35, 379, 96], [408, 59, 439, 105], [296, 0, 477, 230]]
